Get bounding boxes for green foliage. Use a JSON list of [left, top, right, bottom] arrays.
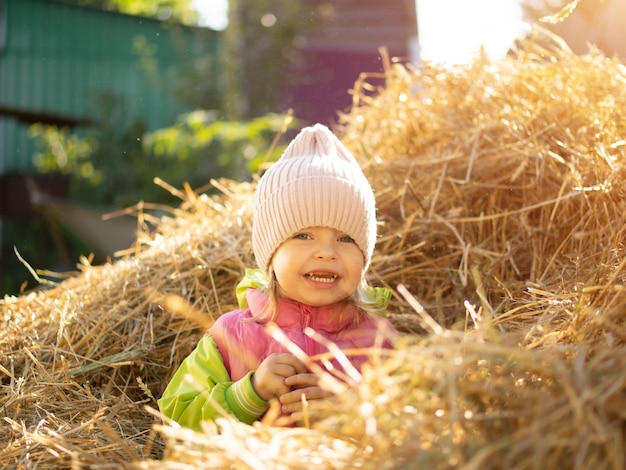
[[144, 110, 290, 185], [30, 98, 292, 208], [71, 0, 199, 25], [132, 27, 222, 112], [30, 92, 149, 207], [29, 125, 98, 181]]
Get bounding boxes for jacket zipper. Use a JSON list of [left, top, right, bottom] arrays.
[[301, 306, 314, 355]]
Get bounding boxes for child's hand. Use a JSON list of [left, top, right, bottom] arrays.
[[251, 353, 306, 401], [279, 373, 334, 420]]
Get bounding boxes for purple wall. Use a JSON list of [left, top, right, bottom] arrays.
[[282, 48, 399, 126]]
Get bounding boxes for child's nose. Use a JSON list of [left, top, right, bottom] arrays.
[[314, 239, 338, 259]]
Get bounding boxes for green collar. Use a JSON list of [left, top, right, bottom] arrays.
[[235, 268, 391, 314]]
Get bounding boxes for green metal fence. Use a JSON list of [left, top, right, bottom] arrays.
[[0, 0, 220, 173]]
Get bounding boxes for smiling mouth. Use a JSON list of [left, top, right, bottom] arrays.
[[306, 273, 338, 283]]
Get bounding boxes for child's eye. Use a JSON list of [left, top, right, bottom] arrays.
[[293, 233, 311, 240], [339, 235, 355, 243]]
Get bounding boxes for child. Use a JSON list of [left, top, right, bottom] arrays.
[[158, 123, 397, 430]]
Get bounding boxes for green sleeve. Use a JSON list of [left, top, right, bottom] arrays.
[[158, 335, 269, 430]]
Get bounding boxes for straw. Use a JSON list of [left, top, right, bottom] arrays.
[[2, 24, 626, 468]]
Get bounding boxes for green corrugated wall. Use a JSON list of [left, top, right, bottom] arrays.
[[0, 0, 219, 173]]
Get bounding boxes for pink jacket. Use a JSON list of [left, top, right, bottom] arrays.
[[210, 288, 397, 381]]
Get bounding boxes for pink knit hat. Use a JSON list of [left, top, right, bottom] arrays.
[[252, 123, 377, 274]]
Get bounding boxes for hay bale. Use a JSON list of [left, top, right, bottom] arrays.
[[0, 182, 257, 466], [341, 27, 626, 337], [1, 26, 625, 468]]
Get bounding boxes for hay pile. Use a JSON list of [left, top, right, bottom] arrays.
[[2, 26, 626, 468]]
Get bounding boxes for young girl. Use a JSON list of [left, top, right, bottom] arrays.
[[158, 123, 397, 430]]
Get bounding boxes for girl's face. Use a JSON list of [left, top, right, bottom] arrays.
[[271, 226, 364, 307]]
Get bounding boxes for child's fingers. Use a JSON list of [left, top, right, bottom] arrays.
[[279, 385, 330, 405], [269, 363, 304, 379], [252, 371, 288, 400], [263, 353, 306, 376], [284, 373, 318, 389], [274, 353, 307, 375], [280, 390, 335, 415], [252, 354, 310, 400]]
